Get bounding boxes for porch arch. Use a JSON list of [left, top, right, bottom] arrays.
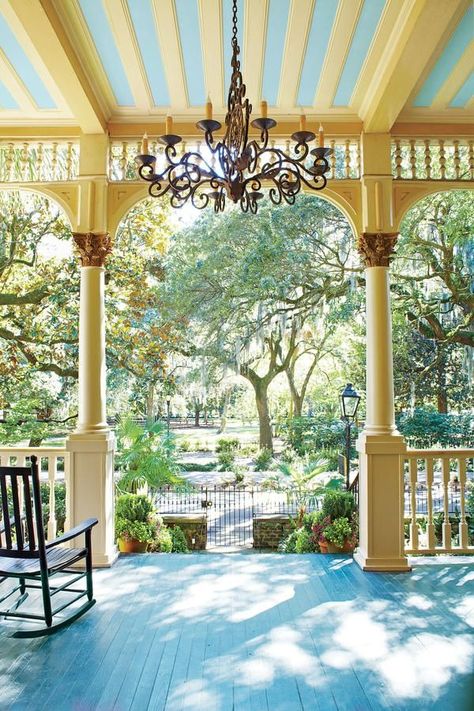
[[393, 183, 474, 231], [0, 184, 75, 229]]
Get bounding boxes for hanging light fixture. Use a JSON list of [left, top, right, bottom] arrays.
[[135, 0, 332, 213]]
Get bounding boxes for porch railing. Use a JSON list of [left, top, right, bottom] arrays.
[[0, 447, 69, 539], [392, 138, 474, 181], [0, 141, 79, 182], [402, 449, 474, 554], [108, 136, 361, 182]]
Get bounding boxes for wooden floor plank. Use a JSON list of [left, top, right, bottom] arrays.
[[1, 553, 473, 711]]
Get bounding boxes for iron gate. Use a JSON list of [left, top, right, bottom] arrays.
[[154, 485, 317, 547]]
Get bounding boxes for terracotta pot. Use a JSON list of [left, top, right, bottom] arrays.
[[326, 539, 355, 554], [319, 541, 329, 554], [118, 537, 148, 553]]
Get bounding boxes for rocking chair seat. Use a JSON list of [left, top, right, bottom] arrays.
[[0, 547, 87, 577]]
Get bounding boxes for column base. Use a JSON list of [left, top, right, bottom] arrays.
[[66, 430, 117, 567], [354, 549, 411, 572], [356, 430, 411, 574]]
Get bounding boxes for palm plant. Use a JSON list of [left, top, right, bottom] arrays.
[[272, 456, 342, 510], [115, 417, 182, 493]]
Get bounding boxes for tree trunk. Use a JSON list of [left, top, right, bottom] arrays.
[[217, 388, 231, 434], [146, 382, 155, 421], [254, 381, 273, 451], [437, 343, 448, 413], [29, 436, 43, 447], [194, 403, 201, 427]]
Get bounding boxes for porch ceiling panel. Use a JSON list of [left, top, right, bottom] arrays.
[[0, 0, 472, 130]]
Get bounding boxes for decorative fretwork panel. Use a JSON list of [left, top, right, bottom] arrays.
[[109, 137, 361, 182], [0, 141, 79, 182], [392, 138, 473, 181]]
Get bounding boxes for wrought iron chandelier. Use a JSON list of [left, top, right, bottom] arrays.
[[135, 0, 332, 213]]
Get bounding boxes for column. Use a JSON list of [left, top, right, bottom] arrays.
[[354, 233, 410, 572], [66, 232, 117, 567]]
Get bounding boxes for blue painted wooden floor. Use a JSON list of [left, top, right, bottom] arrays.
[[1, 554, 473, 711]]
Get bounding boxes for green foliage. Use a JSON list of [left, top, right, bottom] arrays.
[[294, 528, 315, 553], [217, 450, 236, 471], [254, 448, 273, 471], [321, 490, 356, 521], [324, 517, 352, 548], [115, 493, 156, 543], [396, 408, 474, 448], [282, 416, 360, 458], [216, 438, 240, 453], [179, 461, 218, 473], [269, 456, 341, 510], [278, 530, 299, 553], [170, 526, 189, 553], [150, 526, 173, 552], [116, 418, 182, 492]]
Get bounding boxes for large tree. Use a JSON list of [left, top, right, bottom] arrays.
[[162, 195, 358, 449]]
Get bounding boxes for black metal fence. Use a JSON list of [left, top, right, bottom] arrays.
[[153, 485, 319, 547]]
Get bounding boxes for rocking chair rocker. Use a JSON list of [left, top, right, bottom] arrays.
[[0, 455, 98, 637]]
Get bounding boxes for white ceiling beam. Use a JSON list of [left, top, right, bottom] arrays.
[[103, 0, 151, 112], [243, 0, 268, 108], [278, 0, 314, 109], [359, 0, 471, 132], [198, 0, 224, 111], [152, 0, 188, 110], [314, 0, 363, 110]]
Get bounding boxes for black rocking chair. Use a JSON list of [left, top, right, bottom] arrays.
[[0, 455, 98, 637]]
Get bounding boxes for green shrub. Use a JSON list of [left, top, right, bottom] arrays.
[[295, 528, 315, 553], [116, 494, 154, 522], [178, 439, 192, 452], [218, 450, 236, 471], [170, 526, 189, 552], [324, 517, 352, 548], [115, 518, 154, 543], [397, 408, 474, 449], [216, 438, 240, 453], [254, 448, 273, 471], [152, 526, 173, 552], [281, 416, 360, 457], [180, 461, 218, 472], [321, 490, 356, 521], [278, 530, 298, 553]]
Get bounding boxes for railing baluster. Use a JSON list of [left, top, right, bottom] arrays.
[[439, 139, 446, 179], [394, 139, 402, 179], [6, 142, 14, 181], [458, 457, 468, 549], [469, 140, 474, 180], [426, 457, 435, 550], [120, 141, 127, 180], [423, 139, 431, 179], [37, 142, 44, 180], [453, 140, 460, 179], [51, 142, 58, 180], [409, 139, 417, 179], [442, 458, 452, 550], [66, 142, 73, 180], [344, 139, 351, 178], [409, 458, 419, 550]]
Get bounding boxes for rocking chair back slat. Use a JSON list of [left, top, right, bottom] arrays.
[[0, 475, 12, 548], [22, 473, 36, 551], [10, 474, 24, 551]]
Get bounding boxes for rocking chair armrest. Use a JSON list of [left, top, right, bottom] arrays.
[[45, 517, 98, 549]]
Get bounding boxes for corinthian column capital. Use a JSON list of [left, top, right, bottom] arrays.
[[73, 232, 112, 267], [358, 232, 398, 268]]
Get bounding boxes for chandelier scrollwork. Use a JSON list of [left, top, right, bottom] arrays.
[[135, 0, 332, 213]]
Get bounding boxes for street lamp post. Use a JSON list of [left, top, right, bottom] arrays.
[[166, 395, 171, 436], [339, 383, 361, 490]]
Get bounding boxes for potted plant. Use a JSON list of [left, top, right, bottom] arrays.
[[323, 516, 356, 553], [115, 493, 157, 553]]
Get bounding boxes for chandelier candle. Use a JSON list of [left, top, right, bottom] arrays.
[[141, 133, 148, 155], [319, 124, 324, 148], [135, 0, 332, 212]]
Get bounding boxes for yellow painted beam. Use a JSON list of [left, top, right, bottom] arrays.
[[278, 0, 314, 109], [0, 50, 37, 114], [243, 0, 268, 107], [198, 0, 224, 110], [314, 0, 363, 109], [103, 0, 151, 112], [360, 0, 471, 132], [431, 41, 474, 109], [1, 0, 106, 133], [152, 0, 187, 110]]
